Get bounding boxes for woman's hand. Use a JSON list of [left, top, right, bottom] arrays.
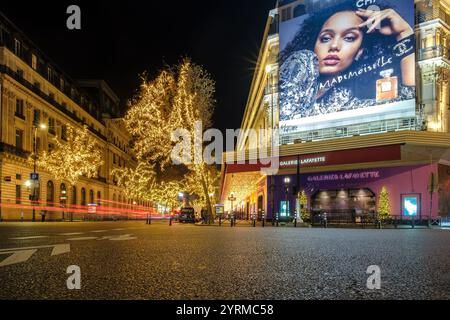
[[356, 8, 413, 41]]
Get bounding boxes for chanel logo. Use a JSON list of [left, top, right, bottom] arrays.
[[393, 39, 413, 57]]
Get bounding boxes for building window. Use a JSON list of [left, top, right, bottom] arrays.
[[47, 66, 53, 81], [60, 183, 67, 207], [81, 188, 86, 206], [48, 143, 55, 152], [61, 125, 68, 141], [33, 109, 40, 126], [16, 185, 21, 204], [60, 78, 65, 91], [47, 181, 55, 206], [34, 81, 41, 90], [31, 54, 37, 70], [14, 38, 21, 56], [89, 190, 94, 204], [97, 191, 101, 205], [72, 186, 77, 206], [15, 129, 23, 150], [15, 99, 24, 118], [48, 118, 56, 135], [16, 174, 22, 180], [281, 7, 292, 22], [113, 153, 116, 164]]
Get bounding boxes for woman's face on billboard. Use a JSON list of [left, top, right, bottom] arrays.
[[314, 11, 364, 76]]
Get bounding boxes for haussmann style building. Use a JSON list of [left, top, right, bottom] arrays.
[[0, 12, 150, 221], [220, 0, 450, 225]]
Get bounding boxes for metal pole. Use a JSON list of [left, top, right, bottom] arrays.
[[32, 126, 37, 222]]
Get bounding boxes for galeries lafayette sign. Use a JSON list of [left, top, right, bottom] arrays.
[[224, 145, 401, 174]]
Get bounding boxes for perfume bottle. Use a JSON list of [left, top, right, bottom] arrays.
[[376, 69, 398, 102]]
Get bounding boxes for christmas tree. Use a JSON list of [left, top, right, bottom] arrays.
[[378, 186, 391, 221], [299, 190, 309, 222]]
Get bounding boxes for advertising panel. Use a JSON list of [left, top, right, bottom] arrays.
[[279, 0, 416, 135]]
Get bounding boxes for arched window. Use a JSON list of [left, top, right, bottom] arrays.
[[89, 190, 94, 204], [293, 4, 306, 17], [97, 191, 101, 205], [81, 188, 86, 206], [46, 181, 54, 206], [60, 184, 67, 205], [72, 186, 77, 206], [118, 195, 122, 209]]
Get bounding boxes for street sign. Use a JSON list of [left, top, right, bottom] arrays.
[[228, 196, 236, 202], [30, 173, 39, 181], [88, 203, 97, 213]]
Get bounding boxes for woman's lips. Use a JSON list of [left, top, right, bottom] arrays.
[[323, 55, 340, 66]]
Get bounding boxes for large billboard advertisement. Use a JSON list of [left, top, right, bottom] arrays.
[[279, 0, 416, 136]]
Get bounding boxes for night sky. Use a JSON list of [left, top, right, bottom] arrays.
[[1, 0, 277, 133]]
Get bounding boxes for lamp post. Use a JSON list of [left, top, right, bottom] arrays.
[[284, 177, 291, 225], [266, 64, 277, 227], [228, 192, 236, 227], [31, 123, 47, 222]]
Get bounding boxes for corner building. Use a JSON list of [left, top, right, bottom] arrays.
[[220, 0, 450, 223], [0, 13, 149, 221]]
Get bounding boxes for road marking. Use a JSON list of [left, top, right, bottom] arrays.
[[0, 244, 70, 267], [10, 236, 49, 240], [59, 233, 84, 236], [0, 249, 37, 267], [111, 228, 126, 231], [109, 234, 137, 241], [66, 237, 98, 241], [90, 230, 108, 233], [51, 244, 71, 256]]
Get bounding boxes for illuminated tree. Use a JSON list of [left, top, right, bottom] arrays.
[[378, 186, 391, 221], [112, 162, 156, 203], [184, 165, 220, 210], [152, 180, 184, 213], [125, 58, 218, 220], [33, 125, 103, 186], [299, 190, 310, 222]]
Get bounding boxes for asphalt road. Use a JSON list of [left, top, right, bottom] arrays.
[[0, 221, 449, 300]]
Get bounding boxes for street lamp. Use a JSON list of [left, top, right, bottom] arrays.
[[228, 192, 237, 227], [284, 177, 291, 224], [265, 64, 277, 226], [31, 123, 47, 222]]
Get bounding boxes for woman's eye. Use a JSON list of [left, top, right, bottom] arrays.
[[320, 35, 332, 43], [344, 35, 356, 42]]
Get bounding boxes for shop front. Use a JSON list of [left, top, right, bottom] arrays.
[[266, 164, 441, 222]]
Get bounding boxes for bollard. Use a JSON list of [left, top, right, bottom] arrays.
[[411, 218, 415, 229], [219, 216, 222, 226], [276, 213, 279, 227], [253, 218, 256, 228], [169, 217, 172, 226], [262, 214, 265, 228]]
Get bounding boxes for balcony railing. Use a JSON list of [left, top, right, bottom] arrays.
[[0, 142, 30, 159], [418, 46, 447, 61]]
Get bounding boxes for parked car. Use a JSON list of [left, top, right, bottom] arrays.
[[178, 207, 196, 223]]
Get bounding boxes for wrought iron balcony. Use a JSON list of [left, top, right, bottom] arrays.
[[0, 142, 31, 159]]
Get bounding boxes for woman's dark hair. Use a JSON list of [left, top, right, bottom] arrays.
[[279, 0, 401, 98]]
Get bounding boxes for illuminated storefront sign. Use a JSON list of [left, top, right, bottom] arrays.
[[280, 157, 326, 167], [307, 171, 381, 182], [278, 0, 416, 136]]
